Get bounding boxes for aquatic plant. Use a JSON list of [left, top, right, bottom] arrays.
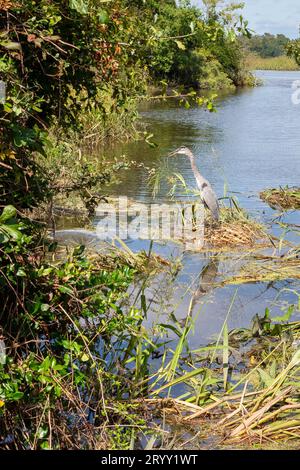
[[260, 187, 300, 211]]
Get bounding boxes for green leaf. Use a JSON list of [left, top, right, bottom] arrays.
[[37, 426, 48, 439], [81, 353, 89, 362], [97, 9, 109, 24], [0, 224, 22, 241], [11, 391, 24, 401], [257, 367, 274, 388], [40, 441, 50, 450], [41, 304, 50, 312], [0, 205, 17, 223], [174, 40, 186, 50], [158, 323, 182, 338], [16, 268, 26, 277], [290, 349, 300, 368], [152, 368, 205, 395], [272, 305, 294, 323], [58, 286, 73, 295], [38, 267, 53, 277], [69, 0, 89, 15]]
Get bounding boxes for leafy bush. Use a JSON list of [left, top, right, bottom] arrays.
[[0, 206, 153, 448], [286, 39, 300, 66], [240, 33, 291, 58]]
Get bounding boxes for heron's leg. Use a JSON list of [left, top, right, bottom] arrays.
[[192, 203, 197, 232]]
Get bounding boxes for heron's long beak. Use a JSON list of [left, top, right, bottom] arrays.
[[167, 149, 178, 157]]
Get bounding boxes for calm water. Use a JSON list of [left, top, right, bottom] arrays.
[[105, 71, 300, 218], [70, 71, 300, 346]]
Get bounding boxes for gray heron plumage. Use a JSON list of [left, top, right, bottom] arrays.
[[168, 146, 220, 222]]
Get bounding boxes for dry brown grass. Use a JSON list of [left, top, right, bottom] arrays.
[[205, 221, 266, 249], [202, 207, 269, 251], [0, 0, 14, 10], [260, 187, 300, 210]]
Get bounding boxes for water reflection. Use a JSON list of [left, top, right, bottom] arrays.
[[190, 258, 219, 312]]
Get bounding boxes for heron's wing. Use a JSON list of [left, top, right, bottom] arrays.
[[201, 182, 220, 221]]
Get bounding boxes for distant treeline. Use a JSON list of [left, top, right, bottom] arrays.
[[240, 33, 291, 58]]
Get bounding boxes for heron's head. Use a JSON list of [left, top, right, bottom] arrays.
[[168, 146, 192, 157]]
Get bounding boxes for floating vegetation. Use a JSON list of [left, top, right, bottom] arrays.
[[260, 187, 300, 210], [148, 166, 272, 251], [221, 251, 300, 284], [204, 207, 269, 251]]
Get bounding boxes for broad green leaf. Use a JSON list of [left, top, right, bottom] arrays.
[[11, 391, 24, 400], [69, 0, 88, 15], [16, 268, 26, 277], [58, 286, 73, 295], [0, 205, 16, 223], [0, 224, 22, 241], [97, 9, 109, 24], [174, 40, 186, 50], [272, 305, 294, 323]]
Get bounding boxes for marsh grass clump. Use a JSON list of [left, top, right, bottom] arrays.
[[260, 187, 300, 210], [204, 206, 268, 250], [222, 251, 300, 285], [245, 53, 300, 71]]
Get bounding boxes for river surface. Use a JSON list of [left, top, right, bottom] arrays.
[[106, 71, 300, 215], [61, 71, 300, 350]]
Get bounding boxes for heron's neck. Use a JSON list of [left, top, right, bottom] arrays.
[[187, 152, 201, 179]]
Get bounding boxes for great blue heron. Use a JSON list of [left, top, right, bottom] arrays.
[[168, 146, 220, 222]]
